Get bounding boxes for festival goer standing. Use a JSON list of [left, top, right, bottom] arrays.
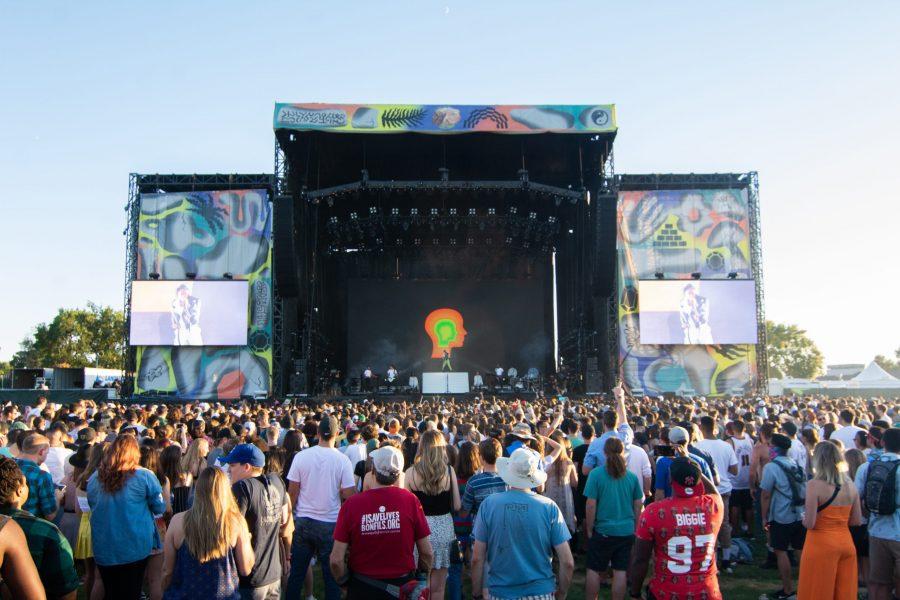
[[405, 429, 460, 600], [285, 415, 356, 600], [583, 438, 643, 600], [630, 457, 723, 600], [695, 415, 739, 573], [448, 441, 479, 600], [654, 426, 713, 500], [582, 385, 632, 474], [15, 433, 61, 520], [471, 447, 574, 600], [854, 427, 900, 600], [330, 446, 434, 599], [0, 504, 46, 600], [760, 433, 806, 600], [0, 456, 80, 600], [544, 430, 577, 534], [830, 409, 866, 449], [225, 444, 292, 600], [797, 442, 861, 600], [88, 434, 166, 600], [161, 467, 255, 599], [726, 419, 754, 535]]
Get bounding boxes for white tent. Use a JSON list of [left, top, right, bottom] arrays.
[[851, 361, 900, 385]]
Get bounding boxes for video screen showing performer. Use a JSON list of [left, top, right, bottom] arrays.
[[679, 283, 712, 345]]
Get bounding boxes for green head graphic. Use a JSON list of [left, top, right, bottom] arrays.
[[425, 308, 467, 358]]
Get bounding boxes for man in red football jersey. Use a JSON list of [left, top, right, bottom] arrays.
[[630, 455, 724, 600]]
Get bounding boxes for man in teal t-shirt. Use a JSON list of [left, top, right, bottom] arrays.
[[583, 440, 644, 600]]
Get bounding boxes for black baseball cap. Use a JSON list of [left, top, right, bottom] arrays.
[[670, 457, 703, 497], [319, 415, 338, 438]]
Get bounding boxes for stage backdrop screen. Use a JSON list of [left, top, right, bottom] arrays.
[[638, 280, 757, 345], [130, 280, 249, 346], [347, 279, 549, 379]]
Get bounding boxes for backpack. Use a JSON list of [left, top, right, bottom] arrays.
[[771, 458, 806, 508], [864, 458, 900, 516]]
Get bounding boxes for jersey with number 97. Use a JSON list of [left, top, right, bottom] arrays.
[[635, 493, 724, 600]]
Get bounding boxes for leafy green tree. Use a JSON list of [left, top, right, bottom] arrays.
[[10, 303, 124, 369], [766, 320, 824, 379], [874, 347, 900, 376]]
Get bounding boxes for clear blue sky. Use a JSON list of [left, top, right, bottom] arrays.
[[1, 1, 897, 365]]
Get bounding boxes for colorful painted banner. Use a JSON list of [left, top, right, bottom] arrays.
[[133, 190, 273, 400], [274, 103, 616, 134], [617, 189, 757, 396]]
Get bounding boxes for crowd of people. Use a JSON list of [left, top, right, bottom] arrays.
[[0, 389, 897, 600]]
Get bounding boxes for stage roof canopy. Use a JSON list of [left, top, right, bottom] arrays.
[[274, 103, 617, 135]]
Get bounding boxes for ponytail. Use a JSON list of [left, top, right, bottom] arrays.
[[604, 437, 626, 479]]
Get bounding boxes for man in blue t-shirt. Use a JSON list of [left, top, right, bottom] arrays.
[[471, 448, 574, 600], [582, 386, 634, 475]]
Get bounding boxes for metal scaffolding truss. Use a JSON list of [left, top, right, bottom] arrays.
[[272, 141, 289, 398], [613, 172, 752, 191], [747, 172, 768, 393]]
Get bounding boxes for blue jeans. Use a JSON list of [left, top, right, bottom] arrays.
[[286, 517, 341, 600]]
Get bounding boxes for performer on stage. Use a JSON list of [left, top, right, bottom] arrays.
[[441, 349, 452, 372], [362, 366, 374, 392], [386, 365, 398, 383]]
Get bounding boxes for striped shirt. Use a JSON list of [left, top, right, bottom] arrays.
[[461, 471, 507, 515]]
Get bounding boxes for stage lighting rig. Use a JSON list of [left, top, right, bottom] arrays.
[[728, 271, 738, 279], [223, 273, 234, 280], [149, 272, 160, 280], [186, 272, 197, 279], [468, 208, 476, 216], [691, 272, 701, 280], [391, 208, 399, 216], [410, 208, 418, 216], [654, 272, 664, 279], [350, 212, 358, 220], [488, 208, 496, 215]]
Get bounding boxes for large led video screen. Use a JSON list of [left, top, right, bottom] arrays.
[[347, 279, 550, 379], [638, 280, 757, 345], [130, 280, 249, 346]]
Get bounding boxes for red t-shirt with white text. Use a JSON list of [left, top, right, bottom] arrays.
[[635, 493, 724, 600], [333, 486, 431, 579]]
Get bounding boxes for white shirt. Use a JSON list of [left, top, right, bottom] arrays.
[[494, 367, 504, 377], [363, 369, 373, 378], [625, 444, 652, 486], [44, 446, 74, 484], [830, 424, 866, 450], [343, 441, 367, 467], [287, 445, 355, 521], [788, 438, 808, 476], [695, 438, 739, 495], [386, 368, 397, 381]]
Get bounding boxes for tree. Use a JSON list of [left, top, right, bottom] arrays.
[[10, 303, 124, 369], [874, 347, 900, 376], [765, 320, 824, 379]]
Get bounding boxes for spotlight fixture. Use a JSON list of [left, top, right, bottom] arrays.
[[449, 208, 457, 215], [223, 272, 233, 280], [329, 216, 338, 224], [186, 272, 197, 280], [350, 212, 358, 220], [486, 237, 493, 245], [149, 272, 161, 280], [529, 211, 537, 220], [432, 238, 439, 245], [505, 236, 513, 244], [468, 208, 476, 216], [395, 238, 403, 245], [410, 208, 419, 216], [369, 206, 378, 215], [467, 237, 474, 245], [654, 272, 664, 280], [391, 207, 399, 216], [691, 272, 701, 280], [487, 208, 496, 215], [414, 238, 421, 246], [430, 208, 439, 216], [509, 207, 517, 215], [728, 271, 738, 279], [548, 216, 557, 223], [449, 238, 457, 246]]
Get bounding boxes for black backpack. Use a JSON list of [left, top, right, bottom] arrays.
[[771, 458, 806, 508], [864, 458, 900, 516]]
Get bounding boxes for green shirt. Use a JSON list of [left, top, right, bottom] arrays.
[[583, 467, 643, 536], [0, 507, 80, 598]]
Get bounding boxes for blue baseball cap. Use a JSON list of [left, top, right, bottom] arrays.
[[222, 444, 265, 467]]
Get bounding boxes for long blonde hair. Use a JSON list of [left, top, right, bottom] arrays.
[[414, 430, 449, 495], [183, 467, 243, 563], [181, 438, 209, 478], [812, 441, 848, 487]]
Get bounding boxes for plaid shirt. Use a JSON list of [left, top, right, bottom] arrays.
[[0, 508, 80, 598], [14, 458, 57, 519]]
